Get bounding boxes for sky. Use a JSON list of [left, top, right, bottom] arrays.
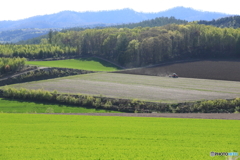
[[1, 0, 239, 21]]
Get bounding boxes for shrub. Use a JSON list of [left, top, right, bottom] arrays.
[[45, 107, 54, 113], [104, 100, 112, 108]]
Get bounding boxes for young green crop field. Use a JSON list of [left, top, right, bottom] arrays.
[[6, 72, 240, 103], [0, 98, 120, 113], [0, 114, 239, 160], [26, 57, 120, 71]]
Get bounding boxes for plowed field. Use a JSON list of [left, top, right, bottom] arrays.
[[6, 72, 240, 103], [117, 60, 240, 81]]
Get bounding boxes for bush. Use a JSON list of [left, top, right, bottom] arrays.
[[1, 87, 239, 113], [45, 107, 54, 113]]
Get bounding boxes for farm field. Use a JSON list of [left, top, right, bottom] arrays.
[[26, 57, 120, 71], [118, 59, 240, 81], [0, 98, 120, 113], [5, 72, 240, 103], [0, 114, 239, 160]]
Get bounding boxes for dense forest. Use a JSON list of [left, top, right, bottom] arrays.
[[47, 23, 240, 67], [198, 16, 240, 28], [1, 23, 240, 67]]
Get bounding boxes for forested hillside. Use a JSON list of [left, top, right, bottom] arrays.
[[1, 23, 240, 68], [198, 16, 240, 28], [0, 29, 50, 43], [47, 23, 240, 67], [110, 17, 187, 29]]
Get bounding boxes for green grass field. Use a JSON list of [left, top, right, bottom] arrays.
[[0, 98, 120, 113], [0, 114, 239, 160], [26, 57, 120, 71], [6, 72, 240, 103]]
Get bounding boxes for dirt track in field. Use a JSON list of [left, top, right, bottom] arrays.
[[45, 113, 240, 120], [117, 59, 240, 81]]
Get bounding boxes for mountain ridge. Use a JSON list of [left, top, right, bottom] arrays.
[[0, 7, 231, 31]]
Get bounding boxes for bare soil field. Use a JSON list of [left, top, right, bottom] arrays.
[[7, 72, 240, 103], [117, 59, 240, 81], [44, 113, 240, 120]]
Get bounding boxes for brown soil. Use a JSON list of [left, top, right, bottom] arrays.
[[10, 72, 240, 103], [117, 59, 240, 81], [44, 113, 240, 120]]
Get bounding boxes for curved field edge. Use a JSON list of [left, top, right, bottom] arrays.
[[26, 57, 120, 71], [0, 98, 120, 113], [0, 113, 239, 160]]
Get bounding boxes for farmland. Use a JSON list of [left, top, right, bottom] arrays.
[[0, 114, 239, 160], [0, 98, 120, 113], [6, 72, 240, 103], [118, 59, 240, 81], [26, 57, 120, 71]]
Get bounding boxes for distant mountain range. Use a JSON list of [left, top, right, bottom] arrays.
[[0, 7, 236, 43], [0, 7, 231, 31]]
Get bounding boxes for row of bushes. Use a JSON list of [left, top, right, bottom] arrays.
[[1, 88, 240, 113], [0, 68, 95, 86], [0, 88, 133, 112], [0, 57, 26, 75]]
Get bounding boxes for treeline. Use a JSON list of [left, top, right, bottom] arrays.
[[198, 16, 240, 29], [1, 23, 240, 67], [111, 16, 187, 29], [0, 68, 95, 86], [1, 88, 239, 113], [0, 57, 26, 75], [0, 44, 77, 59], [48, 23, 240, 67]]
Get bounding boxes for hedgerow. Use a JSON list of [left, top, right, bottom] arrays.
[[0, 87, 239, 113]]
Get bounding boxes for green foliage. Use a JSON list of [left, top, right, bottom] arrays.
[[111, 16, 187, 29], [0, 44, 77, 59], [93, 98, 102, 108], [2, 87, 240, 113], [198, 16, 240, 28], [104, 100, 112, 108], [0, 114, 239, 159], [2, 23, 240, 68], [47, 23, 240, 67], [45, 107, 54, 113], [0, 57, 26, 74], [0, 68, 95, 86]]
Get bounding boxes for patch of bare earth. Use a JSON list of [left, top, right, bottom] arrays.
[[118, 59, 240, 81]]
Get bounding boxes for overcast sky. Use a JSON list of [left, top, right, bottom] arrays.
[[1, 0, 239, 21]]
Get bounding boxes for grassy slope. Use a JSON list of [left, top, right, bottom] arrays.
[[26, 57, 120, 71], [6, 72, 240, 103], [0, 98, 120, 113], [0, 114, 239, 159]]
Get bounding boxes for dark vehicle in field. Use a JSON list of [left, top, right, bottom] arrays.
[[169, 73, 178, 78]]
